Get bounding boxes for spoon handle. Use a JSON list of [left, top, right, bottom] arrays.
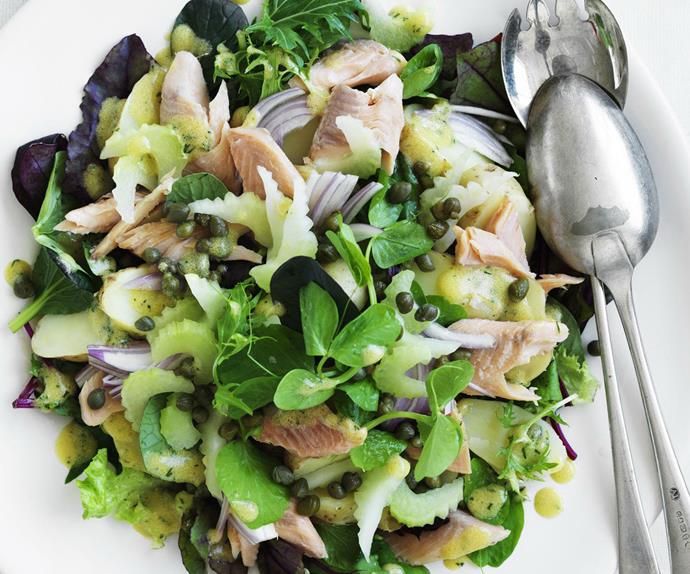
[[593, 232, 690, 574], [606, 274, 690, 574], [591, 276, 661, 574]]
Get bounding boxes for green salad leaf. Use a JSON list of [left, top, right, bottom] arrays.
[[215, 440, 289, 528], [77, 449, 187, 547], [426, 360, 474, 412], [168, 173, 229, 204], [329, 304, 401, 368], [327, 223, 372, 288], [414, 415, 461, 481], [401, 43, 443, 99], [341, 379, 379, 412], [9, 247, 95, 333], [274, 368, 337, 410], [350, 430, 407, 472], [301, 282, 339, 357], [371, 220, 433, 268], [469, 493, 525, 567]]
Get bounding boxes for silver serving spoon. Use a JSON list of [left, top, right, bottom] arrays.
[[502, 0, 628, 127], [528, 73, 690, 574]]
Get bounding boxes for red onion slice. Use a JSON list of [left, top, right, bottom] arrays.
[[309, 172, 359, 227], [342, 182, 383, 223], [87, 343, 153, 378], [254, 88, 315, 147], [449, 105, 520, 123], [124, 272, 163, 291]]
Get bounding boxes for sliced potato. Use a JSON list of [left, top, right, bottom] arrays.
[[100, 266, 173, 335]]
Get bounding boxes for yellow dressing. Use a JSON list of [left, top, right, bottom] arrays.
[[440, 526, 491, 560], [169, 116, 212, 155], [96, 97, 125, 150], [534, 487, 563, 518], [130, 289, 174, 317], [55, 421, 98, 468], [170, 24, 212, 57], [155, 47, 174, 68], [443, 558, 466, 570], [83, 163, 114, 200], [552, 460, 576, 484], [4, 259, 31, 286], [132, 489, 192, 547]]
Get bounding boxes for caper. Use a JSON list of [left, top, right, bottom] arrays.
[[242, 414, 264, 429], [192, 406, 209, 424], [215, 263, 229, 276], [415, 254, 435, 272], [412, 160, 430, 178], [419, 174, 434, 190], [374, 280, 388, 299], [450, 349, 472, 361], [230, 105, 250, 128], [219, 421, 239, 441], [296, 494, 320, 517], [508, 278, 530, 301], [196, 238, 211, 254], [134, 316, 155, 332], [324, 212, 342, 233], [4, 259, 32, 287], [327, 481, 346, 499], [492, 119, 508, 134], [414, 483, 430, 494], [165, 202, 190, 223], [207, 237, 234, 259], [272, 465, 295, 486], [588, 340, 601, 357], [387, 181, 412, 204], [341, 471, 362, 493], [395, 292, 414, 314], [158, 257, 177, 274], [209, 216, 229, 237], [161, 273, 182, 298], [425, 476, 442, 489], [378, 393, 396, 415], [394, 421, 417, 441], [410, 436, 423, 449], [405, 473, 418, 490], [443, 197, 462, 220], [13, 275, 35, 299], [426, 220, 449, 240], [176, 393, 195, 412], [194, 213, 211, 227], [177, 221, 197, 239], [87, 388, 106, 410], [431, 200, 447, 221], [317, 243, 339, 264], [207, 271, 220, 283], [415, 303, 439, 323], [174, 357, 196, 379], [179, 252, 211, 277], [290, 478, 309, 499], [142, 247, 161, 264]]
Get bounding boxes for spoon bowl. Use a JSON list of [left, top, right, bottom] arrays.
[[527, 73, 658, 274]]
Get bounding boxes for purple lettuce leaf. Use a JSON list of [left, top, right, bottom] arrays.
[[450, 35, 512, 114], [257, 540, 304, 574], [64, 34, 153, 204], [11, 134, 67, 219], [415, 33, 474, 80]]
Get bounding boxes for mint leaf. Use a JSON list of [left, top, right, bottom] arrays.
[[300, 282, 339, 357], [168, 173, 229, 204], [350, 430, 407, 472], [371, 220, 433, 268], [414, 415, 461, 481], [341, 379, 379, 412], [426, 360, 474, 412], [329, 304, 401, 368], [215, 441, 289, 528], [273, 369, 336, 410]]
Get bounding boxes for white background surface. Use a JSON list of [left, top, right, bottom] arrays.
[[0, 1, 689, 574]]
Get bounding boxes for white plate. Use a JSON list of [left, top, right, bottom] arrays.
[[0, 0, 688, 573]]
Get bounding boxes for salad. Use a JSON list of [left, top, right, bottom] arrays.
[[6, 0, 601, 572]]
